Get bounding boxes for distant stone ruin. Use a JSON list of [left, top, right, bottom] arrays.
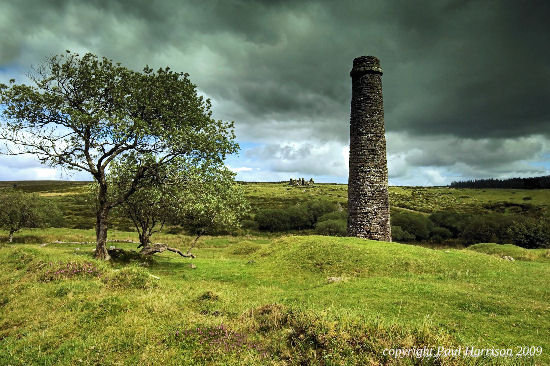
[[289, 178, 314, 186], [347, 56, 392, 241]]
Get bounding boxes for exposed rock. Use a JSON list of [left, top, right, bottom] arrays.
[[327, 276, 347, 283]]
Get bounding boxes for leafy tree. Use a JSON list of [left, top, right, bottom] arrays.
[[0, 51, 237, 259], [176, 166, 249, 244], [108, 156, 248, 257], [0, 190, 62, 242], [105, 155, 178, 249]]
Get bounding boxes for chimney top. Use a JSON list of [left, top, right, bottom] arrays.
[[351, 56, 383, 76]]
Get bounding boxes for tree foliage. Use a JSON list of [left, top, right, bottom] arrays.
[[0, 189, 63, 242], [176, 165, 249, 238], [101, 155, 179, 249], [107, 155, 248, 255], [450, 175, 550, 189], [0, 51, 238, 259]]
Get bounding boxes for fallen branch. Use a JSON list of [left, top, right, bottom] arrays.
[[41, 239, 137, 247], [40, 240, 197, 259], [140, 243, 196, 258]]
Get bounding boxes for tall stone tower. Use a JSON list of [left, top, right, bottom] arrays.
[[347, 56, 391, 241]]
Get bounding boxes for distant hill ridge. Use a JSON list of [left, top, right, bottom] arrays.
[[450, 175, 550, 189]]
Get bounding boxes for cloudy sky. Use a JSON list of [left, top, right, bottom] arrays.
[[1, 0, 549, 185]]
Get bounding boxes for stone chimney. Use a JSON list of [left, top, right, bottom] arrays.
[[347, 56, 391, 241]]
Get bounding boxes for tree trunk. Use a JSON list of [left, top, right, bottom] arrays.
[[95, 184, 111, 260], [138, 232, 150, 249], [8, 230, 14, 243]]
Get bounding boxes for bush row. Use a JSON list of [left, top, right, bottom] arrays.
[[248, 204, 549, 249], [245, 200, 348, 236], [392, 210, 550, 249]]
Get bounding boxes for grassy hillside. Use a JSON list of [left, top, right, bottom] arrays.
[[2, 181, 549, 231], [0, 230, 549, 365]]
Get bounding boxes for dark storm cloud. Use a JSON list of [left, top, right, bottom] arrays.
[[1, 0, 549, 183], [3, 0, 549, 140]]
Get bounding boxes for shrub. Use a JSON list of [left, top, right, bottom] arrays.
[[318, 211, 347, 223], [429, 211, 470, 237], [391, 225, 415, 242], [461, 215, 514, 245], [305, 199, 338, 223], [482, 201, 535, 214], [391, 211, 432, 241], [286, 205, 312, 229], [430, 226, 453, 242], [314, 219, 347, 236], [240, 219, 259, 231], [507, 218, 550, 249], [255, 200, 340, 232], [255, 208, 292, 232]]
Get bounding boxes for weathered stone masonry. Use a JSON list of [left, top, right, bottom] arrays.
[[347, 56, 392, 241]]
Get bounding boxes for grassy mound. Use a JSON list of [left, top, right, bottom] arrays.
[[255, 235, 515, 279], [104, 266, 158, 290], [468, 243, 550, 262]]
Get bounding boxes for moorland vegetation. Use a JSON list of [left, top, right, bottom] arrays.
[[0, 181, 549, 364]]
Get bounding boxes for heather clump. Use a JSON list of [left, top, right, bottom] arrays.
[[39, 261, 102, 282]]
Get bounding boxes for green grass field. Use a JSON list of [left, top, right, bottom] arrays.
[[1, 181, 549, 365]]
